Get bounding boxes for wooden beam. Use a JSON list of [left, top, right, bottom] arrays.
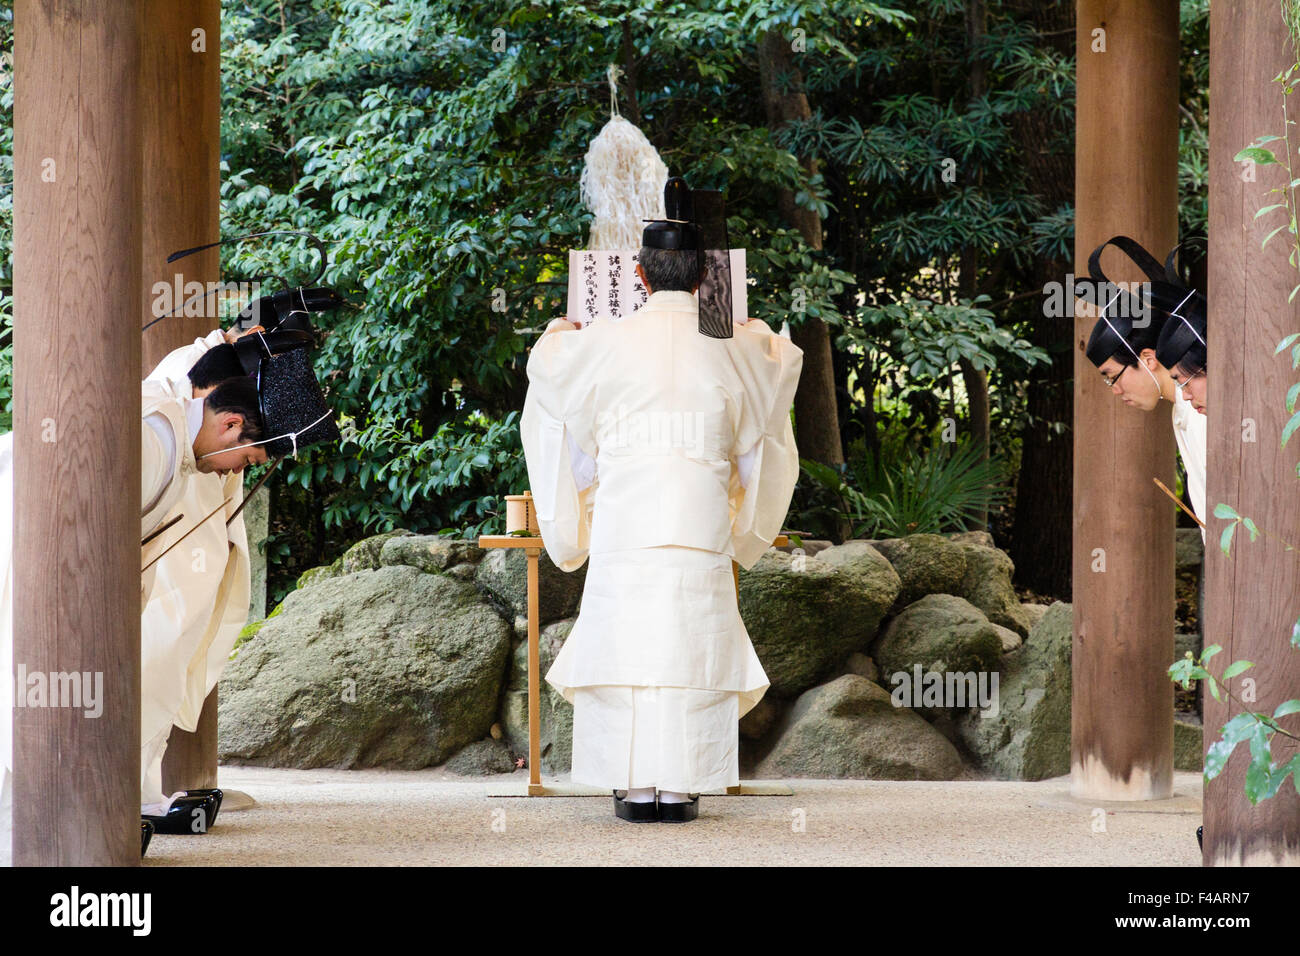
[[140, 0, 224, 796], [1204, 0, 1300, 865], [141, 0, 222, 372], [12, 0, 144, 865], [1072, 0, 1179, 801]]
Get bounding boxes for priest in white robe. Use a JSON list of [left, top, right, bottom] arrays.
[[1, 327, 270, 847], [138, 330, 257, 818], [521, 194, 802, 822]]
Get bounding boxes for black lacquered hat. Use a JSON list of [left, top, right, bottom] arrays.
[[641, 176, 734, 339]]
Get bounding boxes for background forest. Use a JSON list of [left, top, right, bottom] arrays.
[[0, 0, 1211, 608]]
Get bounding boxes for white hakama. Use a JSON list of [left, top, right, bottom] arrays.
[[550, 544, 767, 792]]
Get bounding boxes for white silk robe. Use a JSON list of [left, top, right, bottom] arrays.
[[520, 289, 802, 791], [1171, 389, 1207, 544], [139, 332, 250, 806], [1, 330, 250, 824]]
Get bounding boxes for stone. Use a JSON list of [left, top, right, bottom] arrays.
[[340, 529, 414, 574], [955, 601, 1073, 780], [754, 675, 965, 780], [501, 619, 575, 774], [218, 564, 511, 769], [475, 547, 587, 626], [1174, 631, 1201, 662], [739, 695, 781, 740], [946, 530, 995, 548], [843, 652, 879, 682], [993, 624, 1023, 653], [954, 542, 1033, 637], [1174, 714, 1203, 771], [870, 534, 968, 610], [775, 538, 834, 558], [243, 483, 270, 625], [446, 738, 517, 775], [740, 544, 900, 697], [380, 535, 485, 574], [1175, 528, 1204, 571], [1020, 603, 1050, 632], [871, 594, 1004, 682], [296, 559, 343, 590]]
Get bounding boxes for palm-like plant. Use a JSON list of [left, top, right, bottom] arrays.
[[801, 440, 1007, 539]]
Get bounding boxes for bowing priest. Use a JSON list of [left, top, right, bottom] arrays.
[[520, 177, 803, 823], [0, 323, 339, 848], [1080, 236, 1207, 540]]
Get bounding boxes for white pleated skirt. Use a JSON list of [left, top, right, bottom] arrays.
[[571, 685, 740, 793], [548, 544, 769, 793]]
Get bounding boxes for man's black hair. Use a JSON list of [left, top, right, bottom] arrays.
[[188, 343, 246, 389], [638, 246, 702, 293], [204, 375, 264, 443]]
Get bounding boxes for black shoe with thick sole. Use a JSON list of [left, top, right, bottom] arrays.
[[1197, 825, 1204, 851], [657, 794, 700, 823], [613, 790, 659, 822], [143, 789, 223, 835], [140, 820, 154, 857]]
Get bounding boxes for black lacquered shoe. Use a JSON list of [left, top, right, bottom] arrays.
[[612, 790, 658, 822], [140, 820, 154, 857], [1197, 825, 1203, 851], [144, 789, 223, 835], [657, 794, 700, 823]]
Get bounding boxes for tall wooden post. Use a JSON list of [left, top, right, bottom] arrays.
[[1204, 0, 1300, 865], [13, 0, 144, 865], [1072, 0, 1179, 801], [140, 0, 224, 796]]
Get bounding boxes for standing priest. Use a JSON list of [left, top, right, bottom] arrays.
[[520, 178, 803, 822]]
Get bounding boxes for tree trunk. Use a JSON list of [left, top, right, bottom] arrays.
[[1005, 0, 1076, 596], [757, 30, 843, 472]]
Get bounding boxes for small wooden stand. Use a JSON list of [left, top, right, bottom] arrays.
[[478, 527, 789, 798]]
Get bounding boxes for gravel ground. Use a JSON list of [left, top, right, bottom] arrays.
[[130, 766, 1205, 867]]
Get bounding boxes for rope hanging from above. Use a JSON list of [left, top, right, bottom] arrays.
[[579, 64, 668, 251]]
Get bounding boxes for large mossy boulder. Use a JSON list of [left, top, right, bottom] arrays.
[[870, 534, 968, 610], [739, 545, 900, 698], [475, 547, 587, 626], [380, 535, 484, 578], [954, 542, 1033, 637], [500, 619, 575, 774], [218, 564, 511, 769], [955, 601, 1073, 780], [871, 593, 1004, 683], [754, 675, 965, 780]]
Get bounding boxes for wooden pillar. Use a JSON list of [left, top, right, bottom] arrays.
[[12, 0, 144, 865], [1072, 0, 1179, 801], [1204, 0, 1300, 865], [162, 688, 219, 791], [139, 0, 223, 796]]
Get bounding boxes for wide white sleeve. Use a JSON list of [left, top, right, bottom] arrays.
[[142, 412, 177, 533], [520, 326, 598, 572], [145, 328, 227, 389], [728, 321, 804, 570]]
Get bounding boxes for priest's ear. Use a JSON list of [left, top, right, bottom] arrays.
[[636, 263, 653, 295], [204, 376, 265, 443]]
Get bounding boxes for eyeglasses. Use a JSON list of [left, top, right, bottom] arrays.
[[1172, 366, 1205, 396], [1100, 365, 1128, 388]]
